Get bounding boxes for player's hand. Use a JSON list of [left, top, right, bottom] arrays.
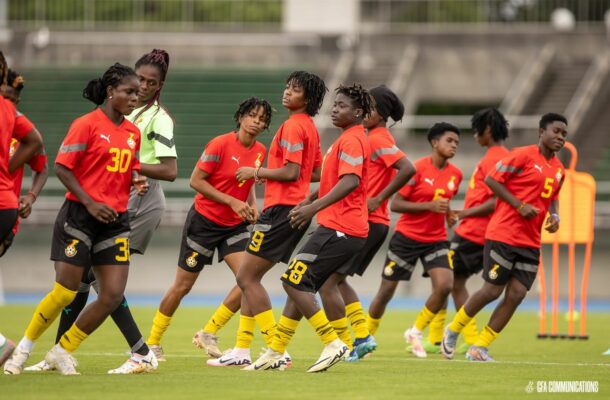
[[132, 175, 149, 196], [288, 203, 316, 230], [429, 198, 449, 213], [544, 213, 560, 233], [86, 202, 118, 224], [247, 204, 259, 224], [367, 196, 382, 213], [518, 203, 539, 219], [230, 198, 255, 222], [446, 210, 459, 228], [18, 193, 36, 218], [235, 167, 256, 182]]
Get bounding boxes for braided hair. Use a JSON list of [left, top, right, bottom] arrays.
[[286, 71, 327, 117], [234, 97, 273, 130], [0, 51, 8, 86], [134, 49, 170, 120], [471, 108, 509, 141], [335, 83, 374, 119], [83, 63, 137, 106]]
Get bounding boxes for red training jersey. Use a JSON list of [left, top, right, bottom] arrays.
[[317, 125, 370, 238], [263, 113, 322, 209], [485, 145, 564, 248], [0, 97, 21, 209], [367, 127, 406, 225], [195, 132, 266, 227], [395, 156, 462, 243], [454, 146, 509, 245], [55, 108, 141, 213]]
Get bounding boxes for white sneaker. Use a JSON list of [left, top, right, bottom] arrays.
[[404, 327, 427, 358], [306, 339, 349, 373], [24, 359, 55, 372], [3, 346, 31, 375], [45, 345, 80, 375], [108, 350, 158, 374], [149, 344, 166, 362], [284, 351, 292, 369], [192, 330, 222, 358], [242, 348, 286, 371], [207, 348, 251, 367]]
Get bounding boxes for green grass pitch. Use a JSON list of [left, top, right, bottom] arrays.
[[1, 305, 608, 399]]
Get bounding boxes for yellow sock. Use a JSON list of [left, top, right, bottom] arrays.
[[24, 282, 77, 341], [367, 313, 381, 335], [346, 302, 369, 339], [329, 317, 352, 350], [414, 305, 436, 332], [449, 306, 473, 334], [235, 315, 256, 349], [271, 315, 299, 353], [474, 325, 498, 348], [59, 324, 88, 353], [147, 310, 172, 345], [307, 309, 338, 345], [253, 309, 277, 347], [427, 308, 446, 344], [462, 317, 479, 345], [203, 303, 235, 335]]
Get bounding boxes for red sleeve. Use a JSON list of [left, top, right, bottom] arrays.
[[487, 150, 527, 184], [370, 135, 405, 168], [478, 157, 495, 196], [313, 145, 322, 169], [196, 136, 223, 175], [28, 149, 47, 173], [13, 113, 34, 141], [398, 171, 418, 199], [132, 129, 141, 172], [55, 117, 91, 170], [279, 120, 305, 166], [337, 136, 365, 179]]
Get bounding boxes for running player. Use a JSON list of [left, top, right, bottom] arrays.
[[367, 122, 462, 359], [25, 49, 176, 374], [0, 69, 48, 257], [441, 113, 566, 362], [4, 63, 148, 375], [422, 108, 509, 354], [208, 71, 326, 367], [146, 97, 271, 363], [248, 83, 372, 373], [319, 85, 415, 362]]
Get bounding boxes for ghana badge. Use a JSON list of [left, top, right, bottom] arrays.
[[186, 252, 199, 268], [127, 132, 136, 149], [65, 239, 79, 257]]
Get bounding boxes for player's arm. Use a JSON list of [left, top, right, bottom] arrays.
[[55, 163, 118, 223], [368, 157, 415, 212], [139, 157, 177, 182], [247, 185, 259, 223], [390, 193, 449, 214], [484, 175, 539, 218], [19, 163, 49, 218], [457, 198, 496, 219], [236, 161, 300, 183], [8, 127, 43, 173], [190, 167, 254, 223], [311, 166, 321, 183], [288, 174, 359, 229]]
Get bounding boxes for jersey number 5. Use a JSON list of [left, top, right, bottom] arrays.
[[107, 148, 132, 173], [541, 177, 554, 199]]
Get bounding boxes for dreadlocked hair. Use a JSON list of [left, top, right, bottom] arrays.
[[471, 108, 509, 141], [83, 63, 136, 106], [286, 71, 327, 117], [335, 83, 374, 119], [134, 49, 170, 120], [0, 51, 8, 86], [7, 69, 25, 93], [234, 97, 273, 130]]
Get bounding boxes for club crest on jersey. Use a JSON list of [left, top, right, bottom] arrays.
[[384, 261, 396, 277], [254, 152, 263, 168], [448, 176, 457, 191], [555, 168, 563, 182], [186, 252, 199, 268], [65, 239, 79, 257], [488, 264, 500, 280], [127, 133, 136, 149], [9, 138, 18, 157]]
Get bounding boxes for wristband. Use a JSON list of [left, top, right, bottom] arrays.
[[254, 167, 262, 183], [26, 191, 37, 201], [551, 213, 560, 222], [517, 203, 525, 211]]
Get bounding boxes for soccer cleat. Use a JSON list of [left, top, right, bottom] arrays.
[[422, 340, 440, 354], [108, 350, 158, 374], [0, 339, 15, 368], [306, 339, 349, 373], [242, 348, 286, 371], [466, 346, 495, 362], [192, 330, 222, 358], [440, 326, 459, 360], [149, 344, 166, 362], [404, 327, 426, 358], [24, 359, 55, 372], [284, 351, 292, 368], [207, 348, 251, 367], [3, 346, 30, 375], [45, 344, 80, 375], [456, 343, 470, 355], [603, 348, 610, 356], [345, 334, 377, 362]]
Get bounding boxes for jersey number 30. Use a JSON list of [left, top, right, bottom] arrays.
[[107, 148, 132, 173]]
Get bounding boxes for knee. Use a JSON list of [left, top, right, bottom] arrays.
[[97, 291, 124, 311], [480, 284, 503, 302], [376, 286, 395, 304], [435, 280, 453, 298], [172, 280, 194, 298], [506, 285, 527, 305], [235, 272, 248, 291]]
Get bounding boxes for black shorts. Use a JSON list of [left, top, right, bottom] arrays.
[[246, 205, 310, 264], [482, 239, 540, 291], [50, 200, 131, 267], [450, 233, 485, 278], [382, 232, 451, 281], [0, 209, 17, 257], [281, 226, 366, 293], [337, 222, 389, 276], [177, 205, 250, 273]]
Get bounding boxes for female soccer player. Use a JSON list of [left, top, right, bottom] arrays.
[[25, 49, 177, 374], [442, 113, 566, 362], [368, 122, 462, 359], [248, 83, 372, 373], [4, 63, 148, 375], [146, 97, 272, 363], [318, 85, 415, 362]]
